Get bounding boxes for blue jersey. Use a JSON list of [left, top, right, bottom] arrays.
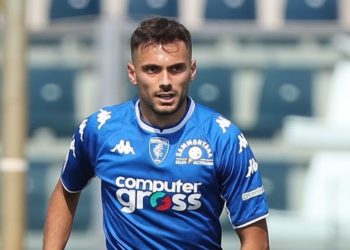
[[61, 98, 269, 250]]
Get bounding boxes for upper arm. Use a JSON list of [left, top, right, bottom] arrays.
[[236, 219, 269, 250], [49, 180, 81, 216], [61, 118, 96, 192], [218, 128, 269, 228], [43, 181, 81, 249]]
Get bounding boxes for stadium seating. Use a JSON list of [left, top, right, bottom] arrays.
[[127, 0, 178, 20], [285, 0, 338, 21], [28, 68, 77, 137], [259, 160, 294, 210], [205, 0, 256, 20], [49, 0, 101, 21], [250, 67, 313, 138], [27, 161, 94, 231], [27, 161, 49, 230], [189, 67, 234, 120]]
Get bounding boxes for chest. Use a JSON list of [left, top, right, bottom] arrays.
[[94, 131, 218, 188]]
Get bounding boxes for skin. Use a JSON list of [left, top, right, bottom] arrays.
[[43, 181, 80, 250], [237, 219, 270, 250], [43, 39, 269, 250], [127, 41, 196, 128]]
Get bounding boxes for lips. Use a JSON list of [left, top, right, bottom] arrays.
[[157, 93, 175, 102]]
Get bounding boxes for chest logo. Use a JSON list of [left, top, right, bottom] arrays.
[[149, 137, 169, 164], [111, 140, 136, 155], [175, 139, 214, 166]]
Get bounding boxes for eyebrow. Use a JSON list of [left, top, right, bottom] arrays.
[[141, 62, 186, 69]]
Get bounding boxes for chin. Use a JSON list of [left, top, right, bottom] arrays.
[[155, 108, 177, 116], [154, 104, 179, 116]]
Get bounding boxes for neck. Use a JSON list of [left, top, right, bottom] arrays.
[[139, 98, 189, 129]]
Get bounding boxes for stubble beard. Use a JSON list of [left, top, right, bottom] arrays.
[[145, 93, 187, 117]]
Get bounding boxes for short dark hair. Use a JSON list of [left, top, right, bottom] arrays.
[[130, 17, 192, 59]]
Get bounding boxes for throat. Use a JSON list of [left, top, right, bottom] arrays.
[[139, 98, 190, 130]]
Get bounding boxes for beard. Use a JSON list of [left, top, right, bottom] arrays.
[[141, 91, 188, 117]]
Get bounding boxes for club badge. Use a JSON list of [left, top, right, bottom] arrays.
[[149, 137, 169, 164]]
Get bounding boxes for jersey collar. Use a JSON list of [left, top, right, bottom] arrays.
[[135, 98, 195, 134]]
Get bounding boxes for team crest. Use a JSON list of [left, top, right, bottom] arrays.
[[149, 137, 169, 164]]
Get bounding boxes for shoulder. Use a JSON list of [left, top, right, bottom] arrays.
[[78, 100, 136, 139], [191, 102, 242, 142]]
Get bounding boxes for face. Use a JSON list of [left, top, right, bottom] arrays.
[[128, 40, 196, 127]]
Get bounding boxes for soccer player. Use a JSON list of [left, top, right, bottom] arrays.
[[43, 17, 269, 249]]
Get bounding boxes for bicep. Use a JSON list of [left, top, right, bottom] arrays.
[[48, 180, 80, 225], [43, 181, 81, 249], [48, 180, 81, 219], [236, 219, 269, 250]]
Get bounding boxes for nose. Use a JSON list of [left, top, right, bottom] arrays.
[[159, 70, 171, 87]]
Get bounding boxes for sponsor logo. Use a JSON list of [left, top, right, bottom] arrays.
[[150, 192, 172, 211], [111, 140, 135, 155], [242, 186, 264, 201], [149, 137, 169, 164], [175, 139, 213, 166], [216, 116, 231, 133], [115, 176, 202, 213], [246, 158, 258, 178]]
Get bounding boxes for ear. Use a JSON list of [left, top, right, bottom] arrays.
[[190, 59, 197, 81], [127, 63, 137, 85]]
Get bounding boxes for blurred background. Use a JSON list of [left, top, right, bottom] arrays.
[[1, 0, 350, 249]]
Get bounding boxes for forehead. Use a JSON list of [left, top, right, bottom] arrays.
[[133, 41, 190, 64]]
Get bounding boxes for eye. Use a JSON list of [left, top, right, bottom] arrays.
[[169, 64, 185, 74], [143, 65, 161, 74]]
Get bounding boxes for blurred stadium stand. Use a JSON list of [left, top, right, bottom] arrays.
[[28, 68, 77, 137], [49, 0, 101, 21], [127, 0, 178, 20], [205, 0, 256, 20], [189, 67, 234, 120], [248, 67, 314, 138], [259, 160, 295, 210], [285, 0, 338, 21], [26, 160, 95, 247], [27, 161, 49, 230]]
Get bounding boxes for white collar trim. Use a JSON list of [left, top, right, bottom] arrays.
[[135, 98, 195, 134]]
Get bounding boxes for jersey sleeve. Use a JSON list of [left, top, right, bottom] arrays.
[[60, 117, 96, 192], [217, 122, 269, 229]]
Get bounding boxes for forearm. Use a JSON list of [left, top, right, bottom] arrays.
[[43, 181, 80, 250]]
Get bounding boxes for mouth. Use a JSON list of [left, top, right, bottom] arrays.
[[156, 93, 175, 103]]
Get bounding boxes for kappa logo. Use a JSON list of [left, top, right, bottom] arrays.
[[97, 109, 112, 130], [216, 116, 231, 134], [149, 137, 169, 164], [246, 158, 258, 178], [111, 140, 135, 155], [238, 133, 248, 154], [79, 119, 88, 142], [69, 138, 76, 158]]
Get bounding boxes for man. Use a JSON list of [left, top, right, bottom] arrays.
[[44, 17, 269, 249]]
